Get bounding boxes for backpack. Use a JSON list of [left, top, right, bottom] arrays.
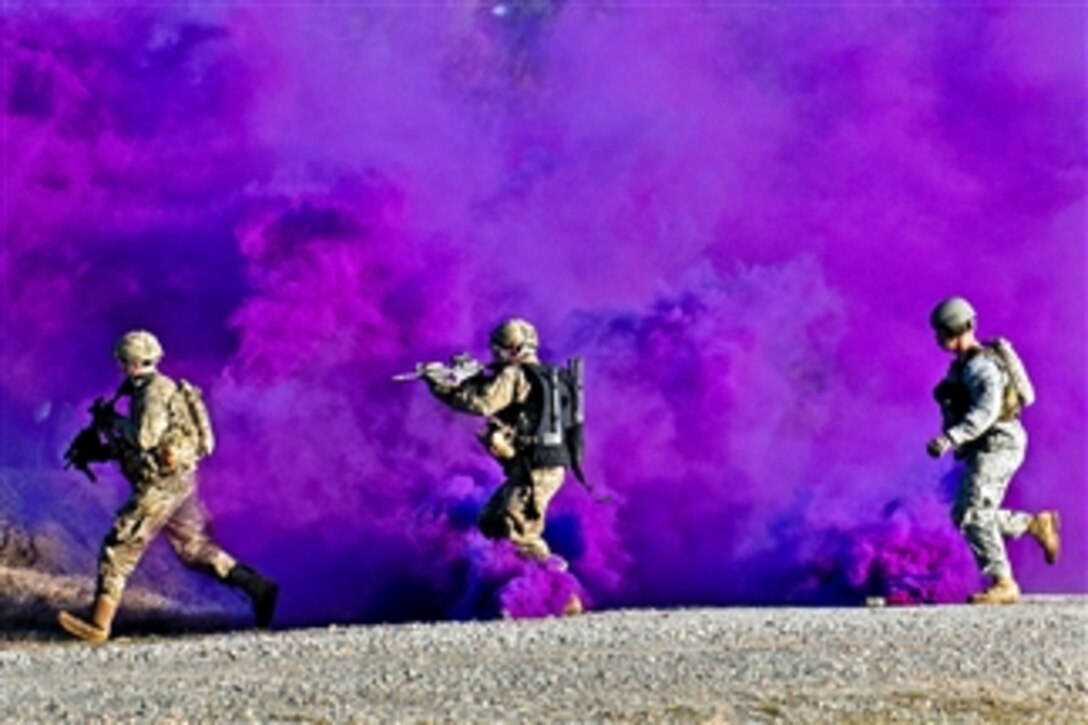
[[172, 380, 216, 459], [523, 357, 586, 481], [981, 337, 1035, 420]]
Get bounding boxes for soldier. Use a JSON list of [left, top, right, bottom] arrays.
[[927, 297, 1061, 604], [58, 330, 278, 643], [425, 318, 581, 570]]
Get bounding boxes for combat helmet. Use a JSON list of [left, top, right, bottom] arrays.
[[114, 330, 164, 367], [489, 318, 539, 362], [930, 296, 976, 337]]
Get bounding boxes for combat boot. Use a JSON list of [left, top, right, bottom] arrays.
[[968, 576, 1021, 605], [227, 563, 279, 628], [1027, 511, 1061, 565], [57, 595, 119, 644]]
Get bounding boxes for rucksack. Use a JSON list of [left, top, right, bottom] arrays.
[[524, 358, 586, 482], [173, 380, 216, 459], [981, 337, 1035, 420]]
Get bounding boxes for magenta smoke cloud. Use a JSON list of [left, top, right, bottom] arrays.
[[2, 2, 1084, 625]]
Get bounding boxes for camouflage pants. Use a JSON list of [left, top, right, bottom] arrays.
[[952, 441, 1031, 579], [479, 465, 565, 561], [96, 471, 236, 601]]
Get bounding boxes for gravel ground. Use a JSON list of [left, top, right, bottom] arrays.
[[1, 596, 1085, 723]]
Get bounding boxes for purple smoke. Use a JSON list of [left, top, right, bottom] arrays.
[[1, 2, 1084, 626]]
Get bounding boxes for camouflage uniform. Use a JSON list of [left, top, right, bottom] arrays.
[[96, 372, 236, 602], [434, 363, 566, 561], [938, 350, 1032, 580], [60, 330, 277, 643]]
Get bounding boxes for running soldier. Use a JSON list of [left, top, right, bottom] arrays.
[[58, 330, 278, 642], [423, 318, 583, 570], [927, 297, 1061, 604]]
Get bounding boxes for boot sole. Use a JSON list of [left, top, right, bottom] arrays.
[[57, 611, 109, 644], [968, 595, 1021, 605]]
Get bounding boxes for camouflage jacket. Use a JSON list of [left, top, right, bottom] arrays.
[[937, 348, 1025, 451], [114, 371, 201, 483], [435, 363, 533, 418], [430, 361, 551, 466]]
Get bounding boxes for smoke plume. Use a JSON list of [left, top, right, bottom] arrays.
[[2, 1, 1084, 625]]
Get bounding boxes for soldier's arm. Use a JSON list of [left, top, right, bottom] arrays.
[[432, 365, 522, 417], [944, 357, 1004, 447]]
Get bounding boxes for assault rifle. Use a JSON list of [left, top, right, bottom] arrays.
[[392, 353, 485, 387], [63, 396, 122, 483]]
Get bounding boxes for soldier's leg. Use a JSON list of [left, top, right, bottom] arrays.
[[971, 431, 1056, 561], [162, 479, 236, 579], [478, 479, 518, 542], [57, 593, 119, 644], [958, 446, 1027, 604], [994, 509, 1033, 539], [993, 498, 1061, 564], [162, 478, 278, 628], [981, 443, 1032, 545], [100, 486, 186, 598], [1026, 510, 1062, 564], [59, 485, 184, 642], [512, 467, 565, 561], [957, 447, 1023, 579], [478, 466, 565, 559], [478, 467, 580, 613]]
